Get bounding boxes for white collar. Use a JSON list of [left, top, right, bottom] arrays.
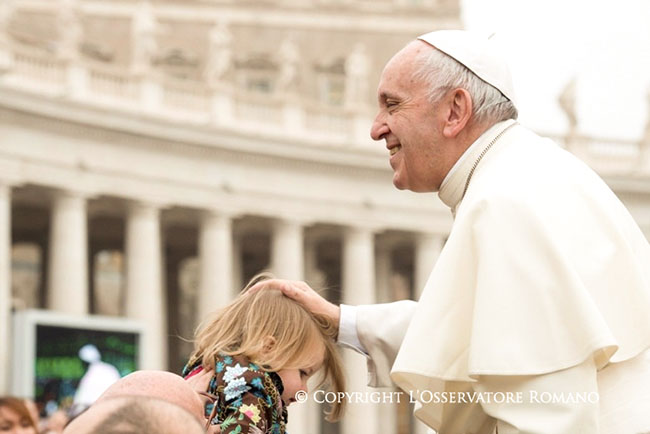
[[438, 119, 517, 215]]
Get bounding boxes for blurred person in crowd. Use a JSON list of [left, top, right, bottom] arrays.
[[93, 370, 205, 421], [0, 397, 38, 434], [20, 400, 39, 432], [64, 370, 209, 433], [63, 396, 204, 434], [71, 344, 120, 412], [41, 410, 67, 434]]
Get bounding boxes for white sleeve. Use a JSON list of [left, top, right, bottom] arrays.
[[357, 300, 418, 387], [337, 301, 418, 388], [337, 304, 368, 355], [473, 356, 599, 434]]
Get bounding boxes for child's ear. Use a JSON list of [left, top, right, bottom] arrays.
[[261, 336, 276, 354]]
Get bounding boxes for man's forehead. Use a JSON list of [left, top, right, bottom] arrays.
[[380, 41, 430, 82], [377, 46, 429, 100]]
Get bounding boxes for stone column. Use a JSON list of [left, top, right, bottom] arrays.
[[231, 231, 243, 292], [374, 238, 392, 303], [270, 218, 318, 434], [304, 234, 325, 289], [197, 211, 233, 322], [0, 184, 11, 393], [46, 191, 88, 314], [414, 233, 445, 299], [413, 233, 444, 434], [270, 218, 304, 280], [125, 202, 166, 370], [374, 238, 398, 434], [342, 226, 379, 434]]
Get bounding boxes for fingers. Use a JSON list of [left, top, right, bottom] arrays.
[[248, 278, 308, 299], [247, 278, 302, 295], [186, 369, 213, 394], [278, 281, 307, 299], [244, 278, 341, 327], [207, 424, 221, 434]]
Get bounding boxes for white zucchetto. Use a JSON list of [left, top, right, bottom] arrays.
[[417, 30, 518, 107]]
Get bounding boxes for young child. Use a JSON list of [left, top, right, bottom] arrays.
[[183, 274, 345, 434]]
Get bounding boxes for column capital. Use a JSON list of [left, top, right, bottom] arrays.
[[343, 223, 383, 237], [201, 208, 240, 221], [0, 184, 10, 198], [415, 229, 447, 238], [126, 199, 164, 215], [49, 187, 96, 202], [271, 215, 311, 228], [414, 231, 448, 248], [0, 179, 22, 190]]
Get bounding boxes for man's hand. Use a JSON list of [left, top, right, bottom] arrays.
[[249, 279, 341, 329], [185, 368, 222, 432]]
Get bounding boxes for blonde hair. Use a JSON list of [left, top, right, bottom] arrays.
[[187, 273, 346, 421]]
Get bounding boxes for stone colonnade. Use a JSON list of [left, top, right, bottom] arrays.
[[2, 185, 446, 434]]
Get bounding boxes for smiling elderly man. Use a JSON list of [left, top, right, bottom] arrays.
[[256, 30, 650, 434]]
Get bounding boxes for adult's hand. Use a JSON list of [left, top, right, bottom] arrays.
[[207, 425, 222, 434], [184, 368, 222, 433], [249, 279, 341, 328]]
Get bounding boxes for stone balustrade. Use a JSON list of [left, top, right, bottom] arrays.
[[1, 20, 648, 174], [1, 43, 376, 146]]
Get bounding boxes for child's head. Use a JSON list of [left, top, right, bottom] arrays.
[[189, 273, 345, 421]]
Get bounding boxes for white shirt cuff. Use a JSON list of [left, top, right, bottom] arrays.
[[337, 304, 368, 355]]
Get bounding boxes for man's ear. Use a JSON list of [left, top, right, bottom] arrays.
[[261, 336, 276, 354], [442, 88, 473, 138]]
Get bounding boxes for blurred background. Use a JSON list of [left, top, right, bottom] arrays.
[[1, 0, 649, 433]]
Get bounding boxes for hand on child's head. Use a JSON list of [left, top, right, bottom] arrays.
[[246, 278, 292, 295]]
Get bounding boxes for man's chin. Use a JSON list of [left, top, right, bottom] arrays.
[[393, 178, 438, 193], [392, 179, 408, 191]]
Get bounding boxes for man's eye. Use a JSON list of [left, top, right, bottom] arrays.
[[386, 101, 400, 111]]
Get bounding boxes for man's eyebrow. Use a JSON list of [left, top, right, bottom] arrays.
[[378, 91, 400, 102]]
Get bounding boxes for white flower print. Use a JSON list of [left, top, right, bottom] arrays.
[[224, 377, 249, 401], [223, 363, 249, 383]]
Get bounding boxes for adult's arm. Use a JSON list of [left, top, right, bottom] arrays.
[[252, 279, 418, 387], [356, 301, 417, 387]]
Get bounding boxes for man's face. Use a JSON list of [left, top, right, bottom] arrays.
[[370, 42, 448, 193]]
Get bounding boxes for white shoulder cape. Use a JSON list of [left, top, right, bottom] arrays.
[[390, 123, 650, 430]]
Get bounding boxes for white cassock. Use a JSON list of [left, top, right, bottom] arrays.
[[73, 360, 121, 407], [340, 120, 650, 434]]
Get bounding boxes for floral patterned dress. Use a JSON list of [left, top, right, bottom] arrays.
[[183, 354, 288, 434]]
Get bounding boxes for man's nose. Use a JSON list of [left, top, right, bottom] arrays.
[[370, 113, 389, 141]]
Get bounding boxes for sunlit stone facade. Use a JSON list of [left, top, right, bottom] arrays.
[[2, 1, 649, 433]]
